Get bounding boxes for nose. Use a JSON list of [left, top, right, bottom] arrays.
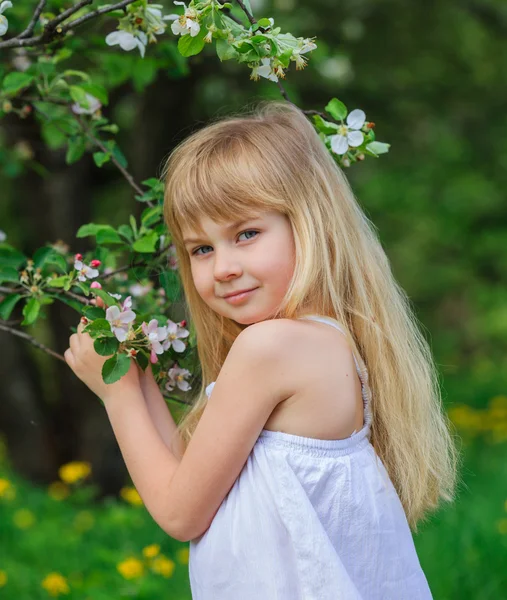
[[213, 246, 243, 281]]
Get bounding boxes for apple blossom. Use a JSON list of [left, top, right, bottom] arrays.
[[329, 109, 366, 155], [71, 94, 102, 116], [0, 1, 12, 37], [105, 302, 136, 342], [161, 320, 189, 353], [105, 30, 148, 58], [142, 319, 169, 358], [166, 1, 201, 38], [165, 365, 192, 392], [74, 259, 99, 282]]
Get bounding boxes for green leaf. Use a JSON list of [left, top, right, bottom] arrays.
[[0, 267, 19, 284], [141, 206, 162, 228], [77, 223, 123, 244], [83, 318, 113, 336], [47, 275, 69, 288], [33, 246, 67, 272], [257, 18, 273, 28], [178, 29, 207, 57], [40, 122, 68, 150], [91, 288, 120, 308], [21, 297, 41, 326], [216, 38, 237, 61], [132, 58, 158, 92], [69, 85, 89, 106], [0, 293, 23, 320], [136, 350, 149, 371], [132, 231, 158, 253], [93, 152, 111, 167], [66, 136, 87, 164], [63, 69, 90, 81], [117, 224, 134, 243], [83, 306, 106, 320], [80, 83, 108, 105], [159, 269, 181, 302], [102, 353, 132, 384], [2, 72, 34, 96], [325, 98, 348, 121], [94, 336, 119, 356], [365, 141, 390, 156], [312, 115, 340, 135], [0, 246, 27, 269]]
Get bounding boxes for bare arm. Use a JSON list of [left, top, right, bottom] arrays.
[[139, 366, 185, 460]]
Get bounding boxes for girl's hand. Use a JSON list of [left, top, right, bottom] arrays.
[[64, 296, 140, 402]]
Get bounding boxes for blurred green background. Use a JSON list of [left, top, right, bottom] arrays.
[[1, 0, 506, 597]]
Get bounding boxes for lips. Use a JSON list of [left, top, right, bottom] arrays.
[[222, 287, 257, 298]]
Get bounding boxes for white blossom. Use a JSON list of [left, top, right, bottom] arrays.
[[161, 320, 189, 353], [71, 93, 102, 115], [0, 1, 12, 37], [142, 318, 169, 356], [166, 1, 201, 37], [74, 259, 99, 282], [250, 58, 278, 82], [165, 364, 192, 392], [105, 30, 148, 58], [329, 109, 366, 155], [106, 301, 136, 342], [0, 229, 6, 243]]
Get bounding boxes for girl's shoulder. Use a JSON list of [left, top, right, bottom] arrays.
[[241, 317, 357, 403]]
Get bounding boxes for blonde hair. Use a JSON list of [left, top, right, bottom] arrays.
[[162, 100, 461, 531]]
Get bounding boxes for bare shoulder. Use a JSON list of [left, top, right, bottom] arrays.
[[235, 317, 354, 401]]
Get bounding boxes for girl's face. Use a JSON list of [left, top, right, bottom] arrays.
[[182, 209, 296, 324]]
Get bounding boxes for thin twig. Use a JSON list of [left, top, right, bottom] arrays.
[[0, 320, 66, 361], [0, 320, 192, 406], [216, 0, 245, 26], [60, 0, 135, 33], [18, 0, 47, 40], [0, 0, 136, 49], [235, 0, 256, 25]]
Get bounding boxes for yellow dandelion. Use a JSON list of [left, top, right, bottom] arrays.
[[73, 510, 95, 533], [41, 572, 70, 597], [0, 478, 15, 501], [120, 486, 143, 506], [142, 544, 160, 559], [496, 518, 507, 535], [48, 481, 70, 501], [13, 508, 36, 529], [176, 547, 189, 565], [58, 461, 91, 485], [117, 557, 145, 579], [151, 555, 176, 578], [0, 570, 7, 587]]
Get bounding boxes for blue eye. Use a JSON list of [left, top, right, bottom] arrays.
[[191, 230, 259, 256]]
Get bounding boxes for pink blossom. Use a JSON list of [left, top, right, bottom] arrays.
[[165, 364, 192, 392], [162, 320, 189, 353], [105, 303, 136, 342]]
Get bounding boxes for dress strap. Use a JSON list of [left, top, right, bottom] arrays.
[[297, 315, 373, 429]]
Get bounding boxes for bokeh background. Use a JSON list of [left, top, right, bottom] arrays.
[[1, 0, 506, 597]]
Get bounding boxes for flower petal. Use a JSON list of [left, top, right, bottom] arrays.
[[171, 339, 186, 353], [347, 130, 364, 147], [0, 16, 8, 36], [105, 31, 121, 46], [113, 327, 128, 342], [346, 109, 366, 130], [106, 306, 120, 322], [330, 134, 349, 155]]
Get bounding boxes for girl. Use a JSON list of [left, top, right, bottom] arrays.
[[66, 101, 460, 599]]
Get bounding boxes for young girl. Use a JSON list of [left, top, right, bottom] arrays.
[[66, 101, 459, 599]]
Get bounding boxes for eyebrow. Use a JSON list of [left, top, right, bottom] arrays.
[[183, 218, 256, 245]]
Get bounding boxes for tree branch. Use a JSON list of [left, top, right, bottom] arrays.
[[235, 0, 256, 26], [18, 0, 47, 40], [0, 0, 137, 49], [0, 320, 191, 406]]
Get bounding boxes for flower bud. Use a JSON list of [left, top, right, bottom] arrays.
[[74, 253, 83, 261], [90, 259, 101, 268], [2, 101, 12, 113], [366, 122, 375, 129], [90, 281, 102, 289], [80, 316, 89, 325], [179, 320, 187, 327], [357, 153, 365, 161]]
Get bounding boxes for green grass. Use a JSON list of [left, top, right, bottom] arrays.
[[1, 435, 506, 599]]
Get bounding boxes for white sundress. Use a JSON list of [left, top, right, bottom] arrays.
[[188, 315, 433, 599]]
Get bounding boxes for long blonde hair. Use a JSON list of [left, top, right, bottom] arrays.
[[161, 100, 460, 531]]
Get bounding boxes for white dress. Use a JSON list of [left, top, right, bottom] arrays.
[[189, 315, 433, 599]]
